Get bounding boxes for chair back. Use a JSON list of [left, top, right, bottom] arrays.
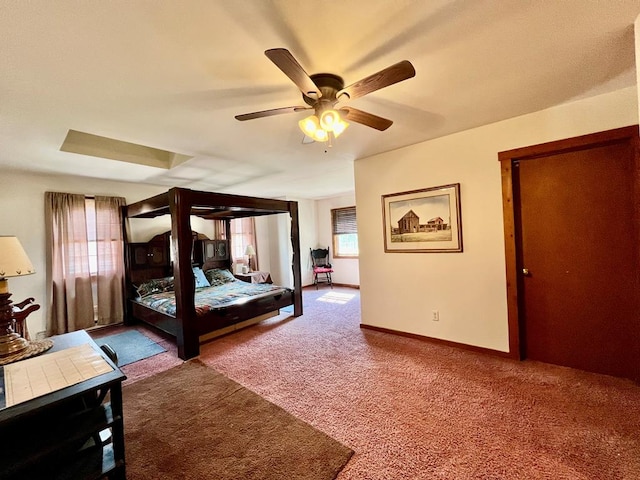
[[310, 248, 331, 268]]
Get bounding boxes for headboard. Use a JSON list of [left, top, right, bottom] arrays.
[[196, 239, 230, 272], [126, 232, 172, 289], [124, 231, 231, 296]]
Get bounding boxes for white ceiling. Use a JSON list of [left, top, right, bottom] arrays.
[[1, 1, 639, 200]]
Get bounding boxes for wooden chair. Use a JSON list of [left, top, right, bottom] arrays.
[[310, 247, 333, 289]]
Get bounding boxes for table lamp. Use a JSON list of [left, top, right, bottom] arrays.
[[244, 245, 256, 272], [0, 236, 36, 357]]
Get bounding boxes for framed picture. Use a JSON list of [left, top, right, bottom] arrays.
[[382, 183, 463, 252]]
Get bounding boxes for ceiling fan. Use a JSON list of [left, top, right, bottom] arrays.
[[235, 48, 416, 143]]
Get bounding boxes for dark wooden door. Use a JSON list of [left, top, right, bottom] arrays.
[[501, 126, 640, 380]]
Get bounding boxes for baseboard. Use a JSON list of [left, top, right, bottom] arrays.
[[359, 324, 513, 359], [332, 283, 360, 289], [302, 283, 360, 289]]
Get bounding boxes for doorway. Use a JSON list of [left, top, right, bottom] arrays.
[[499, 125, 639, 381]]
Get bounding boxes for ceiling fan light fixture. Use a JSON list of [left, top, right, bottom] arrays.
[[298, 115, 329, 142], [319, 109, 341, 132], [332, 118, 349, 138], [299, 114, 320, 135], [313, 128, 329, 142]]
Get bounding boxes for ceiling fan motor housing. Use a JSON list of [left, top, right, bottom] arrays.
[[303, 73, 345, 108]]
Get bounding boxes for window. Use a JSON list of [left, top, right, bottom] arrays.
[[230, 217, 258, 269], [331, 206, 358, 258], [85, 198, 98, 275], [70, 198, 122, 279], [45, 192, 125, 335]]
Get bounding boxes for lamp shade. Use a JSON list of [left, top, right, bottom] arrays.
[[244, 245, 256, 256], [0, 236, 35, 279], [299, 115, 321, 137], [299, 115, 329, 143], [319, 109, 340, 131], [332, 118, 349, 138]]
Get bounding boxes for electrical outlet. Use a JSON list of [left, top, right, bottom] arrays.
[[432, 310, 439, 321]]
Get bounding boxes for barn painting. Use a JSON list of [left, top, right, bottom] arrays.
[[391, 196, 451, 241], [383, 184, 463, 253]]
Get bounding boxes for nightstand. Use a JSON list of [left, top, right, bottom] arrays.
[[234, 271, 272, 284]]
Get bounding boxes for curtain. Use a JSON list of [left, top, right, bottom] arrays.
[[45, 192, 94, 335], [45, 192, 126, 335], [230, 217, 258, 270], [95, 196, 126, 325], [213, 219, 226, 239]]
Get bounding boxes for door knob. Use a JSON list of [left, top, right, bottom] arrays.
[[522, 268, 530, 276]]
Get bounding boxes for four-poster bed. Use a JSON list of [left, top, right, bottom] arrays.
[[122, 187, 303, 360]]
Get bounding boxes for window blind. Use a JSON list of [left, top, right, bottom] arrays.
[[332, 207, 357, 234]]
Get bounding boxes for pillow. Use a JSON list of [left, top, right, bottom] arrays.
[[193, 267, 210, 288], [136, 276, 174, 298], [205, 268, 236, 287]]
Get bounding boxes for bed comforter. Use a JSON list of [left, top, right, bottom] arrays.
[[135, 280, 289, 317]]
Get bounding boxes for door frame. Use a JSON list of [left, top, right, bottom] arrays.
[[498, 125, 639, 360]]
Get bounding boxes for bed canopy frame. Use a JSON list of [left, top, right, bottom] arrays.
[[123, 187, 303, 359]]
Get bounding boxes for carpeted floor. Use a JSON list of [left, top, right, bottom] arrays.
[[120, 287, 640, 479], [123, 360, 353, 480]]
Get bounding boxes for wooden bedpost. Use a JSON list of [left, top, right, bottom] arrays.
[[289, 201, 303, 317], [170, 188, 200, 360]]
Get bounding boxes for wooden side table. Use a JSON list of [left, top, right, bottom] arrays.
[[234, 271, 272, 284]]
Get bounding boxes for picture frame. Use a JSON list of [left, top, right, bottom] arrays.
[[382, 183, 463, 253]]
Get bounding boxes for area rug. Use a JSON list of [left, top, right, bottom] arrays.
[[122, 360, 353, 480], [94, 330, 165, 366]]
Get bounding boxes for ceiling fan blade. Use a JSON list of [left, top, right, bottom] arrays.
[[235, 106, 310, 121], [265, 48, 322, 99], [340, 107, 393, 131], [337, 60, 415, 101]]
